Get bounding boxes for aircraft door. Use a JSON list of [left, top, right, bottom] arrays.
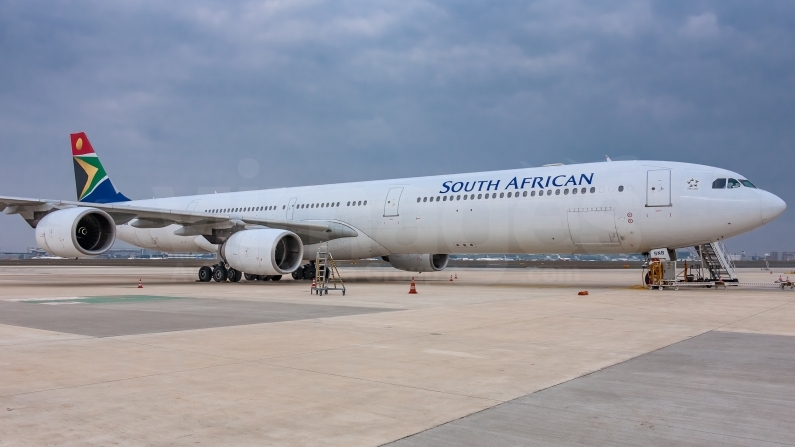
[[567, 207, 621, 251], [383, 187, 404, 217], [646, 169, 671, 207], [286, 198, 297, 220], [186, 201, 198, 212]]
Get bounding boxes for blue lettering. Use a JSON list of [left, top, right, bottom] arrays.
[[451, 182, 464, 193], [544, 176, 551, 188], [552, 175, 566, 187], [520, 177, 532, 188], [487, 180, 500, 191], [579, 173, 594, 185], [464, 181, 476, 192], [531, 177, 544, 188], [440, 181, 452, 193], [564, 175, 577, 186], [477, 180, 488, 191], [506, 177, 519, 189]]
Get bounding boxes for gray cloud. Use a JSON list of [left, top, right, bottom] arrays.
[[0, 0, 793, 255]]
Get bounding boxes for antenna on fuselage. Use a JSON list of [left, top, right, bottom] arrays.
[[605, 155, 612, 161]]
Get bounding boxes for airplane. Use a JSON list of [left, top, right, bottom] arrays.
[[0, 132, 786, 283]]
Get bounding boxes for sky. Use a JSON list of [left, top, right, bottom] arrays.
[[0, 0, 793, 255]]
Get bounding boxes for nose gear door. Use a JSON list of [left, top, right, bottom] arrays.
[[646, 169, 671, 207]]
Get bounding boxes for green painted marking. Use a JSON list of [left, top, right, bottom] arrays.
[[24, 295, 183, 305]]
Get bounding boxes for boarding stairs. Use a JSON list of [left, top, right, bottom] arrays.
[[312, 242, 346, 295], [695, 241, 738, 281]]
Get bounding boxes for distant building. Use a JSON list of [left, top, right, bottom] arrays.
[[767, 252, 780, 261], [782, 252, 795, 261]]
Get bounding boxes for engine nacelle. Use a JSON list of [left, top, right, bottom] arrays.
[[385, 254, 449, 273], [221, 229, 304, 275], [35, 207, 116, 258]]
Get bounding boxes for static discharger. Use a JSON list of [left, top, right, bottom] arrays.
[[409, 278, 418, 294]]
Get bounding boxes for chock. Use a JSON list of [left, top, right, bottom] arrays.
[[577, 291, 589, 296]]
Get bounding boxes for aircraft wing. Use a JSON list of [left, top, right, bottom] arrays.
[[0, 195, 353, 243]]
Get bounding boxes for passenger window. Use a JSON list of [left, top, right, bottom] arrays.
[[740, 180, 756, 188], [364, 201, 367, 205], [477, 194, 482, 199], [727, 178, 741, 189], [463, 195, 467, 200], [456, 195, 460, 200], [712, 178, 727, 189], [618, 186, 624, 192], [531, 191, 536, 197], [555, 189, 560, 195], [523, 191, 527, 197], [572, 188, 578, 195], [590, 187, 595, 193], [443, 196, 448, 201], [564, 189, 569, 195]]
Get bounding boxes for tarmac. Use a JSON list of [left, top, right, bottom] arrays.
[[0, 265, 793, 446]]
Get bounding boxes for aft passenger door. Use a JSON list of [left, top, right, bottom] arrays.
[[383, 187, 403, 217], [646, 169, 671, 207]]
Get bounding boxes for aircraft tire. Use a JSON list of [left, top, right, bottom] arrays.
[[258, 275, 271, 281], [198, 266, 212, 282], [292, 269, 304, 280], [228, 269, 242, 283], [271, 275, 282, 281], [213, 265, 227, 282], [244, 273, 257, 281], [303, 264, 315, 280]]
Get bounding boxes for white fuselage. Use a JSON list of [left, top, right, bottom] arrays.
[[116, 160, 784, 259]]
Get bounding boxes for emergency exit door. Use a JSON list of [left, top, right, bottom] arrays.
[[646, 169, 671, 207], [383, 187, 403, 217]]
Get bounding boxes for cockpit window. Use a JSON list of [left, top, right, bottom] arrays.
[[727, 178, 741, 189], [712, 178, 726, 189], [740, 179, 757, 188]]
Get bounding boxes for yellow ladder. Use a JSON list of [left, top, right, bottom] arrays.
[[312, 243, 346, 296]]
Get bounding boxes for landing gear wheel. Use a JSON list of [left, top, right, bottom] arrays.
[[271, 275, 282, 281], [198, 266, 212, 282], [258, 275, 271, 281], [244, 273, 256, 281], [213, 265, 227, 282], [303, 264, 316, 280], [228, 269, 242, 283], [292, 269, 304, 280]]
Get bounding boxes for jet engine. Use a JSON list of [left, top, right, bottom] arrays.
[[35, 207, 117, 258], [221, 229, 304, 276], [384, 254, 449, 273]]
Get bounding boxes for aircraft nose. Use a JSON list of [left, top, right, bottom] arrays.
[[761, 190, 786, 223]]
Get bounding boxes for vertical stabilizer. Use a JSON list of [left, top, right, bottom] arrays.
[[71, 132, 130, 203]]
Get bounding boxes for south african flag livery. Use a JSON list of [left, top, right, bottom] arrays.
[[71, 132, 130, 203]]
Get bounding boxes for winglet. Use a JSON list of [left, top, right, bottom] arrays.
[[70, 132, 131, 203]]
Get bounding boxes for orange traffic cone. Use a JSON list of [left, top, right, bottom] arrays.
[[450, 275, 453, 282], [408, 278, 418, 294], [138, 279, 143, 289], [311, 278, 317, 289], [455, 273, 458, 279]]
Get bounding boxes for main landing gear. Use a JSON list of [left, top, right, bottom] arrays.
[[197, 263, 282, 283], [290, 262, 329, 281]]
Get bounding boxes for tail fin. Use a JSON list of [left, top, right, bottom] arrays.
[[70, 132, 131, 203]]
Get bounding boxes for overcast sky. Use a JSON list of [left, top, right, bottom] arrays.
[[0, 0, 793, 255]]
